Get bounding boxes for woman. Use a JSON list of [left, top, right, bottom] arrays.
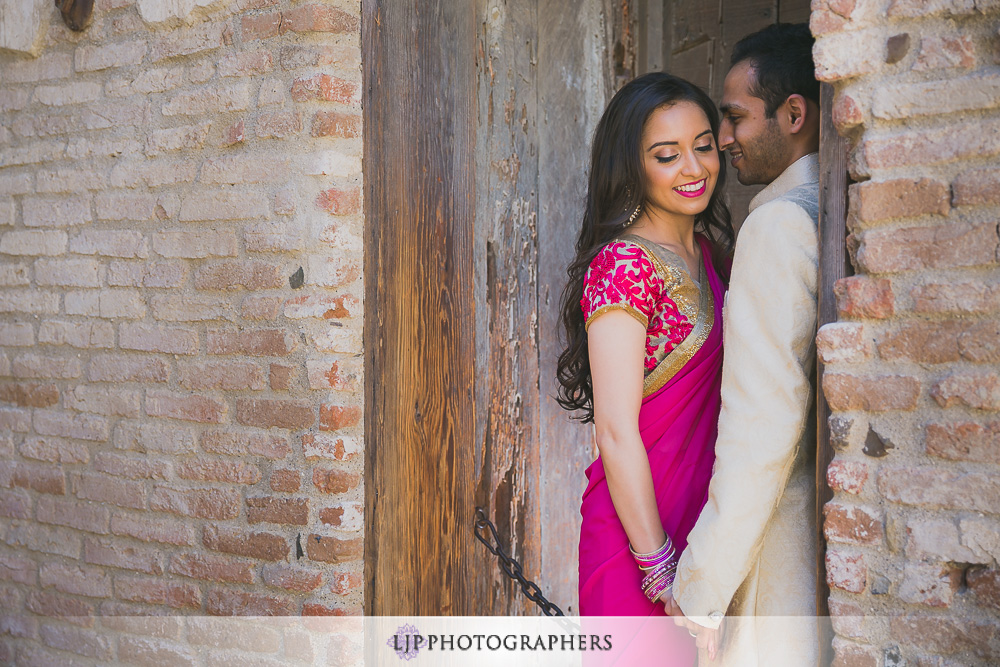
[[556, 73, 734, 625]]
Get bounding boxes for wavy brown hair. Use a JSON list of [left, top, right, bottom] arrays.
[[555, 72, 734, 423]]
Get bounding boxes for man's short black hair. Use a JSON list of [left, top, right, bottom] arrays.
[[730, 23, 819, 118]]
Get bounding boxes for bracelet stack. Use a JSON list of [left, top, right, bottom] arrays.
[[630, 537, 677, 604]]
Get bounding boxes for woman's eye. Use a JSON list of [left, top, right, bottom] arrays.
[[696, 144, 714, 153], [654, 155, 679, 164]]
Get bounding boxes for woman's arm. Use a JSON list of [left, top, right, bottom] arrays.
[[587, 309, 666, 555]]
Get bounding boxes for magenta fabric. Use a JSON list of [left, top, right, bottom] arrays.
[[579, 234, 725, 619]]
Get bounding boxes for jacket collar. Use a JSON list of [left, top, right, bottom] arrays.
[[749, 152, 819, 213]]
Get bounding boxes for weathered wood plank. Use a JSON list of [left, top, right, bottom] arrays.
[[363, 0, 478, 615], [816, 80, 848, 660], [471, 0, 542, 616], [537, 0, 616, 615], [779, 0, 813, 24]]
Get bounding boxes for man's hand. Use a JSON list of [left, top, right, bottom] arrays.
[[660, 590, 721, 661]]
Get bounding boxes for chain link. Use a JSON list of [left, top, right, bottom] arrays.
[[473, 506, 565, 617]]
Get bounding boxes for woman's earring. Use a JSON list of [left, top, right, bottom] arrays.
[[627, 203, 642, 226]]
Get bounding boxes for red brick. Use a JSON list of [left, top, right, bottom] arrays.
[[303, 602, 355, 616], [242, 295, 283, 320], [88, 355, 169, 383], [218, 50, 274, 77], [849, 178, 950, 226], [236, 398, 314, 430], [280, 4, 359, 35], [38, 319, 115, 348], [223, 119, 245, 146], [0, 382, 59, 407], [826, 460, 868, 495], [146, 389, 228, 423], [74, 472, 146, 509], [833, 276, 894, 320], [914, 34, 975, 71], [36, 496, 109, 533], [291, 74, 359, 104], [302, 433, 362, 461], [890, 615, 995, 659], [94, 452, 168, 480], [826, 549, 866, 593], [246, 496, 309, 526], [177, 359, 266, 391], [256, 111, 303, 138], [912, 281, 1000, 314], [152, 229, 239, 259], [0, 489, 32, 519], [114, 577, 201, 610], [185, 617, 283, 652], [194, 260, 283, 290], [318, 506, 345, 527], [207, 329, 297, 356], [270, 469, 300, 492], [887, 0, 975, 17], [878, 466, 1000, 513], [316, 188, 360, 216], [312, 467, 361, 495], [831, 639, 877, 667], [201, 430, 289, 458], [84, 537, 164, 575], [241, 12, 282, 41], [931, 372, 1000, 410], [11, 462, 65, 494], [823, 502, 883, 546], [12, 353, 81, 379], [306, 534, 363, 563], [203, 525, 288, 561], [27, 590, 95, 620], [120, 323, 199, 355], [926, 421, 1000, 463], [111, 512, 196, 546], [284, 294, 360, 319], [39, 622, 112, 660], [270, 363, 295, 390], [857, 222, 998, 273], [114, 420, 197, 455], [311, 111, 361, 138], [40, 562, 112, 598], [815, 323, 871, 365], [822, 373, 920, 411], [967, 567, 1000, 611], [899, 561, 962, 607], [99, 614, 182, 637], [0, 551, 37, 585], [863, 119, 1000, 170], [150, 485, 240, 520], [953, 167, 1000, 207], [177, 457, 262, 485], [878, 320, 999, 365], [319, 404, 361, 431], [65, 385, 141, 417], [149, 294, 234, 322], [206, 588, 294, 616], [831, 92, 863, 133], [262, 563, 323, 592], [0, 406, 31, 433], [168, 552, 254, 584], [117, 636, 197, 667], [330, 570, 363, 595]]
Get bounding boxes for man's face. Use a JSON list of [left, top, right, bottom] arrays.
[[718, 60, 792, 186]]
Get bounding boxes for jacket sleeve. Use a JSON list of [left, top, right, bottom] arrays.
[[672, 200, 818, 628]]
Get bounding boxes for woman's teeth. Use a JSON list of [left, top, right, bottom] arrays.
[[675, 180, 705, 192]]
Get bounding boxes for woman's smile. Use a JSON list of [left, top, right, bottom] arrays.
[[673, 179, 707, 198]]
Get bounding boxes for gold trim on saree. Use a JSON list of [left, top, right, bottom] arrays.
[[617, 235, 716, 398], [585, 303, 649, 331]]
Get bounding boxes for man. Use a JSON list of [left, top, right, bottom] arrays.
[[666, 23, 823, 666]]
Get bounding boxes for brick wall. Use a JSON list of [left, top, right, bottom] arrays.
[[812, 0, 1000, 664], [0, 0, 364, 651]]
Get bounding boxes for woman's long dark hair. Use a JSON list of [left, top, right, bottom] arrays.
[[555, 72, 735, 423]]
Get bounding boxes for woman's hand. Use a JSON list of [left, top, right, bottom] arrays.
[[665, 592, 722, 662]]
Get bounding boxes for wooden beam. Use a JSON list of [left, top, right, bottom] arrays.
[[816, 80, 850, 659], [363, 0, 478, 616]]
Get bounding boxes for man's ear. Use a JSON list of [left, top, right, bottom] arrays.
[[784, 94, 808, 134]]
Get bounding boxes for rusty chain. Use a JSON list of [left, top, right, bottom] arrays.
[[473, 506, 565, 617]]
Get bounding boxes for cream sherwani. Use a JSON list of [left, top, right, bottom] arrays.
[[673, 154, 822, 666]]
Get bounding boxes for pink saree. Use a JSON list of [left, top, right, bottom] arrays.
[[579, 234, 725, 617]]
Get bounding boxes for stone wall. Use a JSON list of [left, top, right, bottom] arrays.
[[812, 0, 1000, 664], [0, 0, 365, 654]]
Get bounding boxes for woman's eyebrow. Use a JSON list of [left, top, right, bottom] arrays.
[[647, 129, 713, 151]]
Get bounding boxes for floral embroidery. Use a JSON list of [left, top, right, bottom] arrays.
[[582, 241, 695, 376]]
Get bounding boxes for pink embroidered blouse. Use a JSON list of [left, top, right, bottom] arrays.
[[581, 236, 702, 374]]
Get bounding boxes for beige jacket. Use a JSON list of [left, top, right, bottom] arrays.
[[673, 154, 821, 666]]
